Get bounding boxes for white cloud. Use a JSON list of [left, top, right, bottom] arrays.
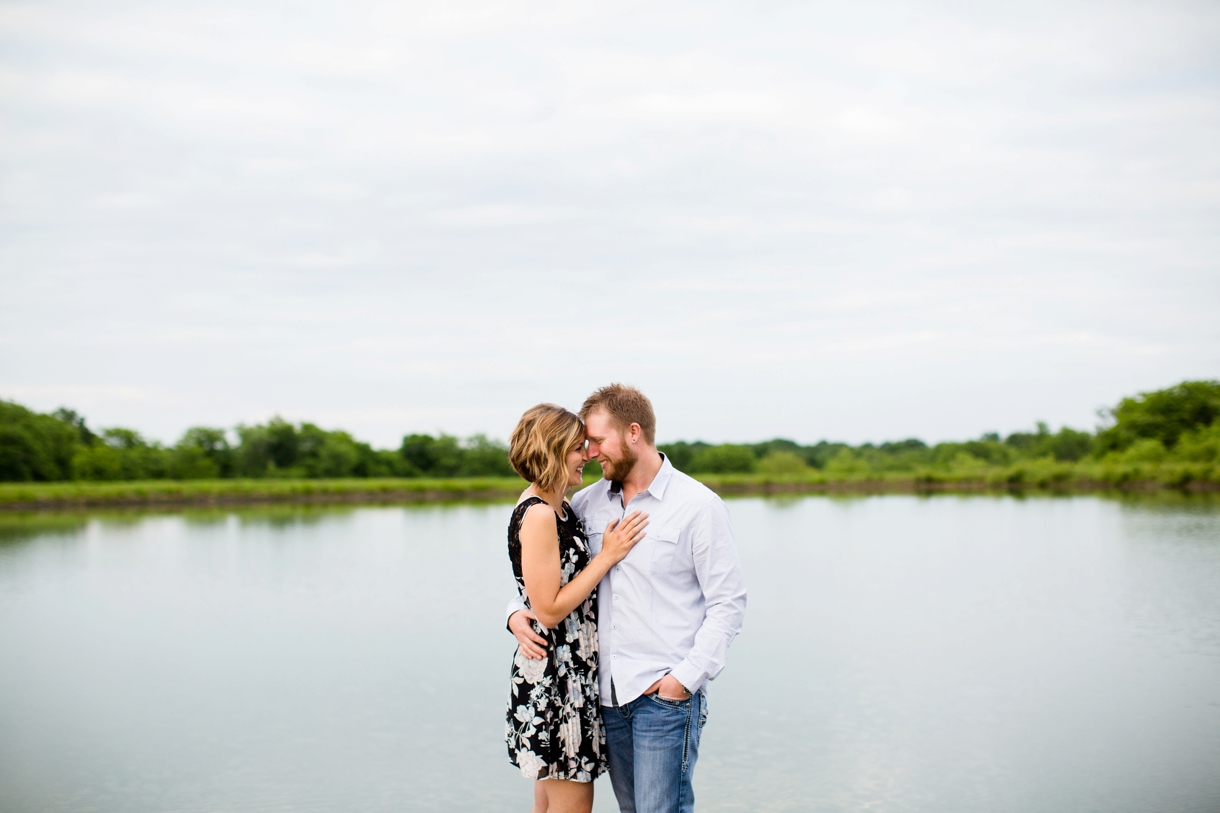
[[0, 0, 1217, 446]]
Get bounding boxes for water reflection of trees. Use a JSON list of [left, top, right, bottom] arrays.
[[0, 512, 89, 546], [1114, 490, 1220, 514], [5, 493, 1213, 548], [0, 504, 368, 544]]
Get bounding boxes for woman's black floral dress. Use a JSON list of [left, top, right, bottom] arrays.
[[506, 496, 606, 782]]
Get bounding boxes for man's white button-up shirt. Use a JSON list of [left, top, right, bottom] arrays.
[[508, 455, 747, 707]]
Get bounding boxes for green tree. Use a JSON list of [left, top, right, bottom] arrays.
[[52, 408, 96, 445], [658, 441, 708, 472], [945, 451, 987, 475], [313, 433, 362, 477], [0, 425, 51, 481], [756, 450, 810, 475], [1005, 422, 1093, 461], [0, 400, 83, 480], [1117, 439, 1168, 465], [1174, 421, 1220, 463], [175, 427, 233, 477], [864, 439, 931, 472], [264, 418, 301, 470], [399, 433, 463, 477], [79, 428, 169, 480], [801, 441, 851, 469], [749, 438, 802, 459], [459, 434, 515, 477], [296, 423, 338, 477], [71, 444, 124, 480], [824, 448, 872, 478], [1095, 380, 1220, 453], [168, 446, 220, 479], [932, 437, 1015, 467], [688, 444, 756, 474], [1046, 428, 1093, 461], [236, 418, 300, 477]]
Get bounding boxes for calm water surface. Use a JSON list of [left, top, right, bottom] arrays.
[[1, 495, 1218, 812]]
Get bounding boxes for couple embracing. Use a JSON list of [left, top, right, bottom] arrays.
[[503, 384, 747, 813]]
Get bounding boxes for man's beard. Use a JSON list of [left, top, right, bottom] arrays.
[[601, 445, 638, 482]]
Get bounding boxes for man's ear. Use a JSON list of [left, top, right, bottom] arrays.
[[628, 422, 642, 444]]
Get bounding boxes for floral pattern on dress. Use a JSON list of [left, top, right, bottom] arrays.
[[506, 496, 606, 783]]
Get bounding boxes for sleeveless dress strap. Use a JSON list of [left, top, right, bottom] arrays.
[[515, 495, 567, 522]]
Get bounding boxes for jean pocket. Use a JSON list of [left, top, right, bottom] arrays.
[[648, 692, 690, 709]]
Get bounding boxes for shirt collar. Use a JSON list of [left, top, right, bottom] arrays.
[[608, 453, 674, 503]]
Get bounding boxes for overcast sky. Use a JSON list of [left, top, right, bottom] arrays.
[[2, 0, 1218, 448]]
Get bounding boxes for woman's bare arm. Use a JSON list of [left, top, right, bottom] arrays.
[[520, 504, 647, 629]]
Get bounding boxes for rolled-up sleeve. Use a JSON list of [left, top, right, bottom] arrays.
[[505, 595, 526, 630], [670, 496, 747, 693]]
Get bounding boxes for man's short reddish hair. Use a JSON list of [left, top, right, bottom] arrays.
[[579, 384, 656, 445]]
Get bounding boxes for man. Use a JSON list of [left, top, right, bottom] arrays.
[[507, 384, 747, 813]]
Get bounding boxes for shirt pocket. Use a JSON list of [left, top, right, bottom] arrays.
[[647, 524, 682, 572], [584, 513, 618, 555]]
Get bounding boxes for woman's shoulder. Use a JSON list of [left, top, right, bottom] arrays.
[[510, 495, 548, 531], [513, 491, 548, 511], [518, 498, 559, 528]]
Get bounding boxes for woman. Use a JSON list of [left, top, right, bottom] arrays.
[[505, 404, 648, 813]]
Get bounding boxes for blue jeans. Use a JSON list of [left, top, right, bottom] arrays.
[[603, 689, 707, 813]]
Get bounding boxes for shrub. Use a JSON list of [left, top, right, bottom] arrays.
[[1174, 421, 1220, 463], [1119, 439, 1168, 465], [756, 450, 810, 475], [824, 449, 872, 478], [688, 445, 756, 474], [169, 446, 220, 479], [0, 400, 81, 480], [1095, 380, 1220, 453], [0, 425, 48, 481]]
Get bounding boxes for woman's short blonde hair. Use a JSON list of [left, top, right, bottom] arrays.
[[509, 404, 585, 493]]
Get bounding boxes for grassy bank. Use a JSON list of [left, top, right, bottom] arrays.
[[2, 460, 1217, 510], [697, 459, 1220, 495], [0, 477, 530, 510]]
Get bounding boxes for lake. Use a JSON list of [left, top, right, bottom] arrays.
[[1, 495, 1218, 812]]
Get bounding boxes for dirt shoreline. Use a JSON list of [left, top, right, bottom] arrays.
[[0, 487, 526, 511], [707, 478, 1220, 496], [2, 478, 1216, 511]]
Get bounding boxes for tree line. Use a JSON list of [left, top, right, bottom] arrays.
[[1, 380, 1217, 482], [0, 407, 517, 482], [658, 380, 1220, 477]]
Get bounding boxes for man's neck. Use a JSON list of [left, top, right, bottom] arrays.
[[620, 447, 664, 506]]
